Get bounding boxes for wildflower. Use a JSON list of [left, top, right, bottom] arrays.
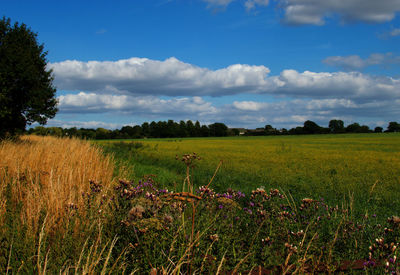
[[164, 215, 173, 224], [210, 234, 219, 242], [218, 204, 223, 209], [128, 205, 145, 220], [285, 242, 298, 253], [388, 216, 400, 225], [302, 198, 314, 204], [261, 237, 271, 245]]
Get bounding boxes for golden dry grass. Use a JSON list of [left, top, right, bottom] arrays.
[[0, 135, 115, 237]]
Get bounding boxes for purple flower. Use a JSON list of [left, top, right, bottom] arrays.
[[218, 205, 223, 209], [249, 202, 255, 207]]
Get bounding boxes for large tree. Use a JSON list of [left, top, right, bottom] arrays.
[[0, 17, 57, 138], [328, 119, 344, 133], [303, 120, 321, 134]]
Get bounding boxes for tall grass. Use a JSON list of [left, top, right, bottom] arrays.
[[0, 135, 117, 273], [0, 135, 114, 235]]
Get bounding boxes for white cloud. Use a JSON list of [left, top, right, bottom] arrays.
[[201, 0, 400, 25], [268, 70, 400, 101], [323, 53, 400, 70], [49, 57, 270, 97], [278, 0, 400, 25], [203, 0, 270, 10], [222, 98, 400, 128], [203, 0, 234, 9], [232, 101, 266, 111], [390, 28, 400, 36], [51, 56, 400, 129], [50, 57, 400, 102], [245, 0, 269, 10], [44, 119, 127, 130], [58, 92, 217, 117], [55, 90, 400, 129]]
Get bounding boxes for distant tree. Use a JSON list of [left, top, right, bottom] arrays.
[[79, 128, 96, 139], [208, 123, 228, 137], [200, 125, 209, 137], [32, 125, 48, 136], [194, 121, 201, 137], [65, 127, 79, 137], [387, 122, 400, 132], [178, 120, 188, 137], [289, 126, 304, 135], [131, 125, 142, 138], [157, 121, 167, 138], [328, 119, 345, 133], [303, 120, 321, 134], [346, 123, 361, 133], [359, 125, 371, 133], [95, 128, 111, 139], [120, 126, 135, 138], [0, 17, 58, 138], [166, 120, 178, 138], [149, 121, 157, 137], [374, 126, 383, 133], [47, 127, 63, 137], [186, 120, 195, 137], [230, 128, 240, 136], [141, 122, 150, 137]]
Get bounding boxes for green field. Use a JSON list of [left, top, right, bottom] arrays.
[[2, 134, 400, 273], [98, 133, 400, 219]]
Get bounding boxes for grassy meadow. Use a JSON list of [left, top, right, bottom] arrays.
[[99, 133, 400, 218], [1, 134, 400, 273]]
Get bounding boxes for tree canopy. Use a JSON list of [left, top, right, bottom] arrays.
[[0, 17, 57, 138]]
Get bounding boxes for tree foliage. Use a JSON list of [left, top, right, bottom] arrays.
[[387, 122, 400, 132], [0, 17, 57, 138], [329, 119, 345, 133], [27, 119, 399, 140]]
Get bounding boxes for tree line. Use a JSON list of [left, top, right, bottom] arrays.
[[27, 121, 229, 139], [27, 120, 400, 140]]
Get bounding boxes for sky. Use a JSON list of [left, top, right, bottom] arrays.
[[2, 0, 400, 129]]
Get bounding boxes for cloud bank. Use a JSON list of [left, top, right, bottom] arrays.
[[279, 0, 400, 25], [50, 56, 400, 128], [323, 53, 400, 70], [50, 57, 400, 102], [49, 57, 270, 97], [202, 0, 400, 25]]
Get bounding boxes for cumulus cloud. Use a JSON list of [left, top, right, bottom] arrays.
[[50, 57, 400, 102], [225, 98, 400, 128], [55, 90, 400, 129], [268, 70, 400, 101], [58, 92, 217, 117], [323, 53, 400, 70], [278, 0, 400, 25], [50, 56, 400, 129], [44, 119, 126, 130], [49, 57, 270, 97]]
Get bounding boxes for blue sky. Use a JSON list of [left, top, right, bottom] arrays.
[[2, 0, 400, 129]]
